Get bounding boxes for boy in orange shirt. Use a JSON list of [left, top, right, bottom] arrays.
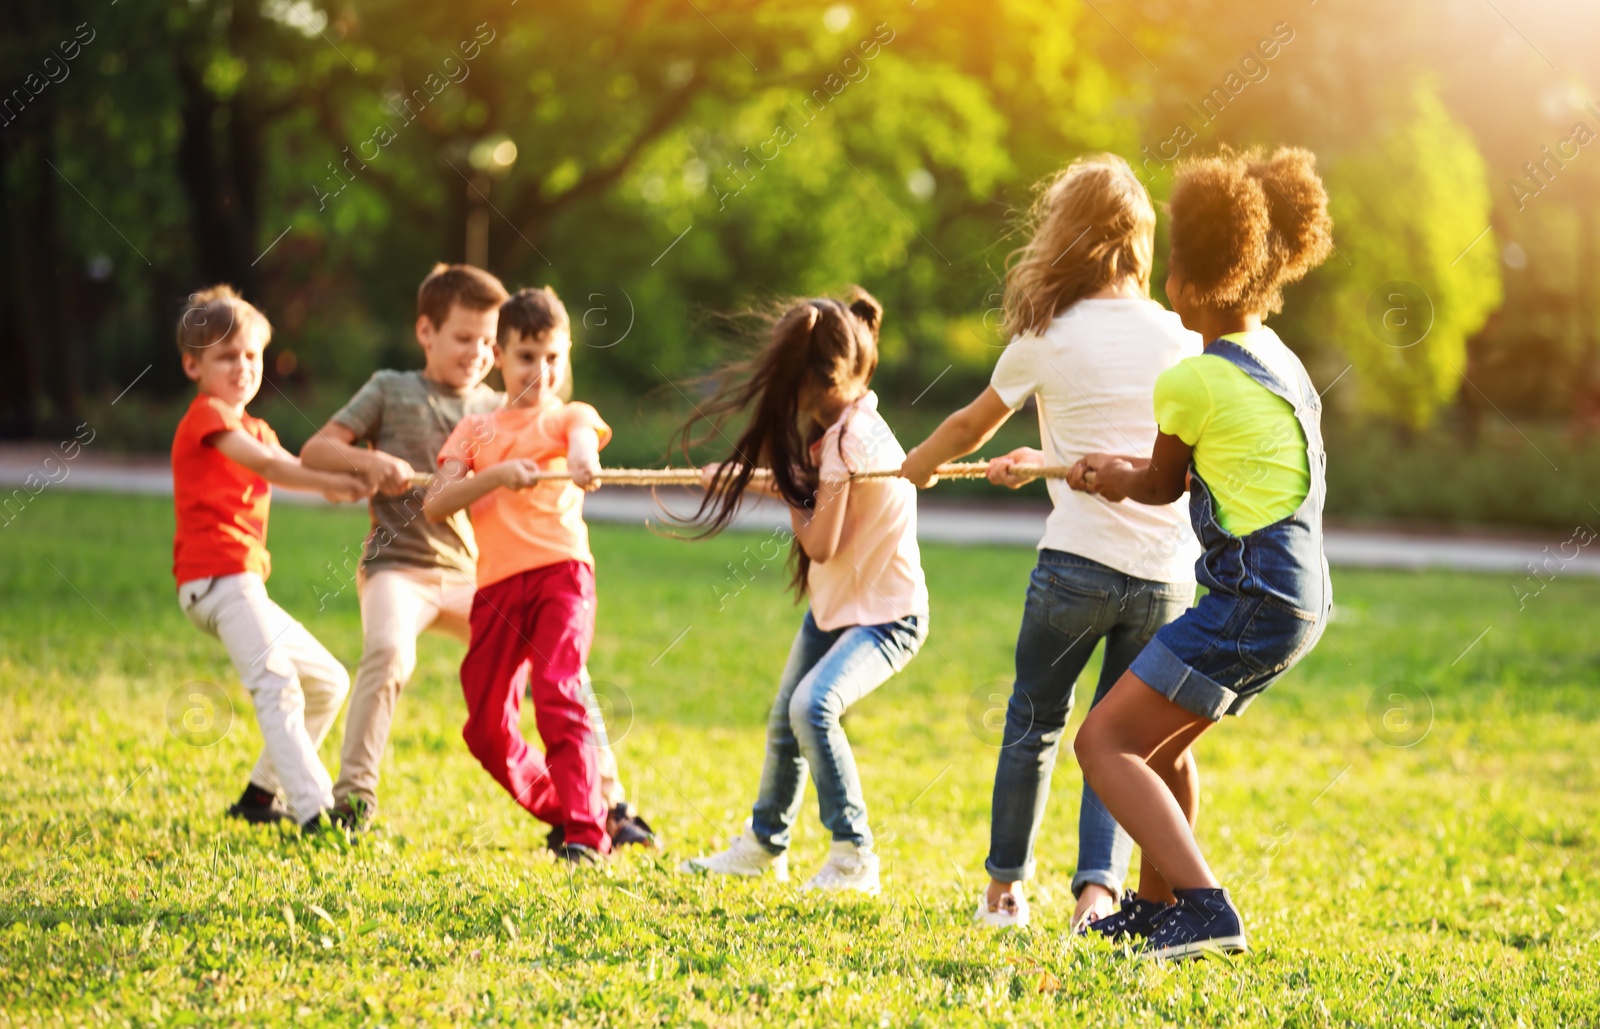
[[171, 286, 371, 831], [424, 286, 612, 862]]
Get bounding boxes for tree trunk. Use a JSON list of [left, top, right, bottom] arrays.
[[35, 96, 81, 427], [174, 56, 262, 298], [0, 128, 42, 437]]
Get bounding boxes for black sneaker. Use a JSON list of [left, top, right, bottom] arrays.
[[329, 797, 374, 833], [553, 842, 604, 866], [1141, 887, 1249, 961], [546, 805, 659, 852], [226, 783, 291, 825], [1079, 890, 1171, 942], [607, 803, 658, 850]]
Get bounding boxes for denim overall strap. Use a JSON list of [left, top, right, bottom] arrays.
[[1187, 339, 1331, 615]]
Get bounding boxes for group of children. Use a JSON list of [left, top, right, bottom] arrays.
[[173, 266, 653, 864], [173, 144, 1334, 960]]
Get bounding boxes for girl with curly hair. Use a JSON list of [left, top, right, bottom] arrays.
[[1069, 147, 1335, 960]]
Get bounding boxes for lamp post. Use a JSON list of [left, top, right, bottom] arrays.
[[464, 134, 518, 268]]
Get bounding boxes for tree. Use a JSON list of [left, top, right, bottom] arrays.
[[1307, 79, 1503, 431]]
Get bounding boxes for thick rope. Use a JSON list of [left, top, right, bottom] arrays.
[[407, 461, 1069, 489]]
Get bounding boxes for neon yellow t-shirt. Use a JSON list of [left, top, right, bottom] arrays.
[[1152, 329, 1310, 536]]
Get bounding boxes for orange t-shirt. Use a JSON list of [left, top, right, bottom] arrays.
[[172, 393, 279, 585], [437, 398, 612, 589]]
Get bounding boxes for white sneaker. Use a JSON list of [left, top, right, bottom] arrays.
[[679, 825, 789, 882], [974, 891, 1030, 928], [801, 841, 881, 896]]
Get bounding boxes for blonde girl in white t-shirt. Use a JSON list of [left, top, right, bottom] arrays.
[[677, 288, 929, 896], [902, 154, 1201, 931]]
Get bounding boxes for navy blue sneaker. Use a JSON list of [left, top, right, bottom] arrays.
[[1141, 887, 1249, 961], [1079, 890, 1171, 942]]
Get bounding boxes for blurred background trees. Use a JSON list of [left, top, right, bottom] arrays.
[[3, 0, 1598, 522]]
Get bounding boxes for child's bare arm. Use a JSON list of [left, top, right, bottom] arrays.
[[302, 421, 415, 496], [901, 386, 1015, 487], [423, 459, 542, 521], [567, 427, 602, 492], [212, 430, 373, 502], [789, 475, 850, 564], [1070, 432, 1192, 505]]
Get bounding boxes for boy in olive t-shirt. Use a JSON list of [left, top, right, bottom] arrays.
[[302, 265, 649, 846]]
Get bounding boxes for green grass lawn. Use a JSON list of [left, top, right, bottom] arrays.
[[1, 492, 1598, 1026]]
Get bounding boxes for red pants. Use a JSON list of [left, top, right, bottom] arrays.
[[460, 560, 608, 852]]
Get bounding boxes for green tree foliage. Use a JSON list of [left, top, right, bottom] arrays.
[[2, 0, 1595, 440], [1308, 79, 1503, 431]]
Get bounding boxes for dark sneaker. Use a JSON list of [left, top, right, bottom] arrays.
[[553, 842, 604, 866], [608, 803, 658, 849], [1141, 887, 1249, 961], [329, 797, 374, 833], [226, 783, 291, 825], [1079, 890, 1170, 942], [547, 805, 659, 852]]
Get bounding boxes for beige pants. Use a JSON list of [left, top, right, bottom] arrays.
[[334, 564, 624, 811], [179, 573, 351, 825]]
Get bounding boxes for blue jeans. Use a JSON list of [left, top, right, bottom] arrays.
[[985, 551, 1193, 894], [750, 609, 928, 852]]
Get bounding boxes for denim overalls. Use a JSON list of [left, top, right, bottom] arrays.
[[1128, 338, 1332, 720]]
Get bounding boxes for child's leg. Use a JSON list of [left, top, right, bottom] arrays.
[[520, 562, 606, 851], [1074, 672, 1216, 891], [1073, 580, 1192, 916], [240, 604, 351, 817], [446, 568, 628, 812], [750, 612, 841, 852], [1130, 731, 1200, 903], [282, 619, 352, 750], [987, 566, 1108, 906], [334, 567, 440, 811], [459, 573, 564, 827], [578, 669, 627, 808], [204, 575, 342, 824], [789, 613, 926, 848]]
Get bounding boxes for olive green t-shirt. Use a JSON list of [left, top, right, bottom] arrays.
[[330, 370, 503, 575], [1152, 328, 1310, 537]]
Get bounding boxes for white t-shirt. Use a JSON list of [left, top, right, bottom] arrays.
[[807, 391, 929, 631], [990, 298, 1203, 584]]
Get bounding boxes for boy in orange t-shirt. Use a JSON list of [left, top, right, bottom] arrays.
[[171, 286, 371, 831], [424, 287, 612, 862]]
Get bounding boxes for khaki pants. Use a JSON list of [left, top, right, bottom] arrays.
[[179, 573, 351, 825], [334, 565, 623, 811]]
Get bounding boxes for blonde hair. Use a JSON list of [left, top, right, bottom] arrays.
[[176, 285, 270, 355], [1002, 154, 1156, 339]]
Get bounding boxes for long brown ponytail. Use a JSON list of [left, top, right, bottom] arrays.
[[673, 287, 883, 599]]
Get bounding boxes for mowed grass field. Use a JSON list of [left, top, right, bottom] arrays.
[[2, 492, 1598, 1027]]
